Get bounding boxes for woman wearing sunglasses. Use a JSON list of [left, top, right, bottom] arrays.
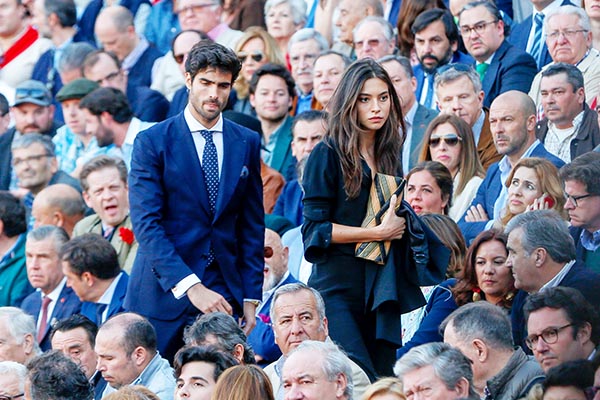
[[418, 114, 485, 221], [232, 27, 285, 117]]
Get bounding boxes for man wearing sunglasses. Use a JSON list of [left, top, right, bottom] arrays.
[[524, 287, 599, 373]]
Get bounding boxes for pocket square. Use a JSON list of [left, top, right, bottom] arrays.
[[240, 166, 249, 178]]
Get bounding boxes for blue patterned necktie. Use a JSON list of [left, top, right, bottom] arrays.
[[530, 13, 545, 69], [424, 73, 435, 109], [200, 130, 219, 214]]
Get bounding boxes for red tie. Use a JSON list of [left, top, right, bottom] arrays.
[[37, 296, 52, 343]]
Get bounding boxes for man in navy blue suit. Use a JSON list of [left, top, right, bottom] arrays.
[[60, 233, 128, 326], [126, 41, 264, 361], [21, 225, 81, 351], [505, 210, 600, 352], [459, 1, 537, 108]]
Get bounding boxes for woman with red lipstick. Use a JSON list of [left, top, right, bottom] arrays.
[[501, 157, 566, 226], [301, 58, 407, 379], [418, 114, 485, 221], [405, 161, 453, 216]]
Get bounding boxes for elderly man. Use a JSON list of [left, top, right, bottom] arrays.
[[412, 8, 473, 110], [334, 0, 383, 57], [0, 361, 27, 400], [0, 192, 31, 307], [530, 6, 600, 108], [95, 313, 175, 398], [282, 340, 354, 400], [560, 152, 600, 272], [458, 1, 537, 108], [353, 17, 395, 60], [434, 65, 500, 171], [505, 210, 600, 351], [20, 226, 81, 351], [0, 307, 40, 364], [458, 91, 564, 243], [394, 342, 479, 400], [442, 302, 544, 399], [265, 283, 370, 399], [536, 63, 600, 163], [312, 51, 349, 111], [524, 287, 599, 373], [287, 29, 329, 115], [31, 184, 86, 236]]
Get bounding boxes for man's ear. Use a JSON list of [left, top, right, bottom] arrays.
[[472, 339, 488, 362], [132, 346, 148, 366], [455, 377, 471, 397], [334, 372, 348, 398], [232, 343, 245, 363], [577, 322, 593, 344]]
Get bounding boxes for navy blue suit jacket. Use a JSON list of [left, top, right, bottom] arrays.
[[508, 0, 573, 69], [570, 226, 587, 263], [81, 273, 129, 325], [273, 179, 303, 227], [414, 52, 474, 106], [21, 285, 82, 350], [511, 260, 600, 351], [127, 86, 170, 122], [479, 40, 538, 108], [168, 86, 188, 119], [247, 273, 298, 364], [125, 114, 264, 321], [126, 45, 162, 94], [458, 143, 565, 243]]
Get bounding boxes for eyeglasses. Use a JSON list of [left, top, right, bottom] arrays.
[[264, 246, 273, 258], [0, 393, 24, 400], [525, 323, 573, 350], [173, 52, 188, 64], [547, 29, 588, 40], [565, 193, 596, 208], [429, 133, 462, 148], [354, 38, 384, 50], [175, 2, 217, 14], [586, 386, 600, 399], [12, 153, 50, 167], [237, 50, 265, 63], [95, 70, 120, 85], [460, 20, 498, 36], [15, 87, 48, 102]]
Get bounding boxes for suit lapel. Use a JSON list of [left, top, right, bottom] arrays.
[[269, 116, 293, 173], [215, 120, 245, 221], [481, 41, 508, 96]]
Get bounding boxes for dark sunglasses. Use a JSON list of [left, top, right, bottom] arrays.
[[264, 246, 273, 258], [15, 88, 48, 101], [238, 50, 264, 63], [173, 52, 187, 64], [429, 133, 462, 148]]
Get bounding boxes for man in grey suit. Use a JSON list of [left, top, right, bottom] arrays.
[[380, 55, 438, 174]]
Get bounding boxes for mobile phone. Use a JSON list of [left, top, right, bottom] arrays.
[[543, 195, 555, 208]]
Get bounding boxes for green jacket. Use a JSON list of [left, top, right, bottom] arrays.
[[0, 234, 33, 306]]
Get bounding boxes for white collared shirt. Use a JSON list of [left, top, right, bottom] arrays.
[[402, 101, 418, 174], [184, 105, 224, 177], [95, 273, 124, 323], [540, 260, 576, 291], [37, 278, 67, 329]]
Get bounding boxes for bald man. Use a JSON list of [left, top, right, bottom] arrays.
[[93, 6, 161, 95], [31, 184, 86, 236], [458, 91, 566, 242]]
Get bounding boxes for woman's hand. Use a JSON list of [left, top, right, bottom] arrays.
[[377, 194, 406, 240], [526, 193, 554, 212], [465, 204, 490, 222]]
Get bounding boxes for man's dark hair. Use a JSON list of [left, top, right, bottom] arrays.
[[44, 0, 77, 27], [524, 286, 600, 346], [0, 93, 8, 116], [542, 360, 595, 393], [291, 110, 327, 136], [412, 8, 459, 45], [174, 345, 239, 379], [0, 191, 27, 237], [183, 312, 256, 365], [560, 152, 600, 195], [79, 87, 133, 124], [248, 63, 296, 98], [26, 350, 93, 400], [459, 0, 510, 36], [60, 233, 121, 279], [542, 62, 585, 92], [103, 313, 157, 355], [185, 41, 241, 82], [79, 155, 128, 192], [50, 314, 98, 347]]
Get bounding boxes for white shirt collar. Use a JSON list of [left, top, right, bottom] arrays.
[[540, 260, 576, 292], [96, 272, 123, 305], [184, 105, 224, 133]]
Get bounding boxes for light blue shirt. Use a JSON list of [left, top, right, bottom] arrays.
[[53, 125, 118, 174]]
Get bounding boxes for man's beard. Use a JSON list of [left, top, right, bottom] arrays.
[[419, 48, 454, 74]]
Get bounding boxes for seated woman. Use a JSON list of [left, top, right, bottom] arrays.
[[418, 114, 485, 222], [405, 161, 453, 216], [397, 229, 514, 359]]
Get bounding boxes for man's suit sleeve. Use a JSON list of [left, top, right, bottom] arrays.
[[129, 129, 197, 292], [499, 51, 537, 96]]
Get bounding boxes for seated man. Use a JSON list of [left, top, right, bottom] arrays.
[[31, 184, 86, 237], [173, 345, 238, 400], [26, 350, 93, 400], [265, 283, 370, 399], [442, 301, 544, 399], [183, 312, 255, 366], [281, 340, 353, 400], [74, 156, 137, 271], [0, 361, 26, 400], [0, 192, 32, 307], [51, 314, 106, 399], [95, 313, 175, 399], [394, 342, 479, 400], [60, 233, 129, 325], [353, 16, 395, 60], [0, 307, 41, 364], [524, 286, 599, 372], [21, 226, 81, 351]]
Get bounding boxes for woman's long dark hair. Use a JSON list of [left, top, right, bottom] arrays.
[[326, 58, 404, 199]]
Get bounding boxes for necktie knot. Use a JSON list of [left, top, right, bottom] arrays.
[[476, 62, 489, 80], [200, 130, 215, 142], [535, 13, 544, 26], [42, 295, 52, 307]]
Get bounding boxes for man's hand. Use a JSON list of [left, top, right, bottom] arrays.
[[240, 301, 257, 335], [465, 204, 490, 222], [187, 283, 233, 315]]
